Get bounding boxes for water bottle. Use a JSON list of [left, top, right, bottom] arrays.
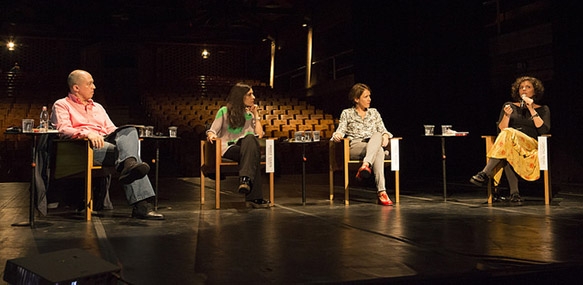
[[39, 106, 49, 132]]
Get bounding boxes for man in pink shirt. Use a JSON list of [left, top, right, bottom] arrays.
[[51, 70, 164, 220]]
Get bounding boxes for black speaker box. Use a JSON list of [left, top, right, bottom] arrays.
[[3, 248, 120, 285]]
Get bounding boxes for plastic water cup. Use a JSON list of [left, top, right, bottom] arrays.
[[313, 131, 320, 142], [423, 125, 434, 136], [168, 126, 177, 137], [145, 126, 154, 137], [441, 125, 452, 135], [22, 119, 34, 133], [304, 131, 312, 142], [294, 131, 303, 141]]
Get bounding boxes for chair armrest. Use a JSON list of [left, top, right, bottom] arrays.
[[51, 138, 94, 179], [200, 138, 220, 167], [328, 139, 347, 171]]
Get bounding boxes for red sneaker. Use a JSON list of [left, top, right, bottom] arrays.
[[377, 191, 393, 206]]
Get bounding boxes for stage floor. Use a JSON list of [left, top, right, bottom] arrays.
[[2, 174, 583, 284]]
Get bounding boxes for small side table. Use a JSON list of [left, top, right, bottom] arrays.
[[141, 135, 180, 210], [4, 130, 57, 228], [425, 134, 468, 201], [285, 140, 322, 205]]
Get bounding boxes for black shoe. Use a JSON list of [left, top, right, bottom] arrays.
[[509, 193, 522, 203], [245, 199, 270, 208], [492, 191, 507, 203], [470, 171, 489, 187], [119, 159, 150, 184], [132, 200, 164, 220], [238, 176, 253, 194]]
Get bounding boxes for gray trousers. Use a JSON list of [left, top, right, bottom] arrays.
[[93, 127, 156, 205], [349, 132, 387, 192]]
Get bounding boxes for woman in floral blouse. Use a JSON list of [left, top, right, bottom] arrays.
[[332, 83, 394, 206]]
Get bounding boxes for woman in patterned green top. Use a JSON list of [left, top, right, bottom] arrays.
[[332, 83, 394, 206], [206, 83, 269, 208]]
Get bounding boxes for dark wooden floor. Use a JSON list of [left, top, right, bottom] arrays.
[[2, 174, 583, 284]]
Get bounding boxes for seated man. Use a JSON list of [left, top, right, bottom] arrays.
[[51, 69, 164, 220]]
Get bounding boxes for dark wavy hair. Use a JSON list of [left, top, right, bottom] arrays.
[[348, 83, 371, 106], [226, 82, 252, 129], [510, 76, 544, 102]]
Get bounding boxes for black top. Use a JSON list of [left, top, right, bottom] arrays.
[[497, 102, 551, 139]]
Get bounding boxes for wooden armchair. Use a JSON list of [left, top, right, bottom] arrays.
[[200, 138, 275, 209], [482, 134, 551, 204], [50, 139, 108, 221], [329, 137, 401, 205]]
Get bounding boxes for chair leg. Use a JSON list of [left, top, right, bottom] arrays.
[[343, 163, 349, 206], [200, 143, 205, 205], [329, 163, 334, 201], [329, 141, 335, 201], [86, 143, 94, 221], [215, 143, 222, 210], [200, 170, 205, 205], [343, 141, 350, 205], [215, 165, 221, 210], [269, 172, 274, 207], [394, 171, 400, 204], [85, 168, 92, 221], [487, 178, 493, 204], [544, 170, 550, 205]]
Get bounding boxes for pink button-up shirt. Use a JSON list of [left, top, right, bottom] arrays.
[[51, 93, 117, 139]]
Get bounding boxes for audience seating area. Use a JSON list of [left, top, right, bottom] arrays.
[[141, 86, 339, 140], [138, 82, 341, 177]]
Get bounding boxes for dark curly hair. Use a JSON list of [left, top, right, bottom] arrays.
[[226, 82, 252, 129], [348, 83, 371, 106], [510, 76, 544, 102]]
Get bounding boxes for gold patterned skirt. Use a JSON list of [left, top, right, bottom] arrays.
[[488, 128, 540, 183]]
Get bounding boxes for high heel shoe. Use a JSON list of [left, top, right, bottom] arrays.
[[356, 164, 372, 180], [377, 191, 393, 206]]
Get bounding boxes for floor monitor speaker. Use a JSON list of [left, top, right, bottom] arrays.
[[3, 248, 120, 285]]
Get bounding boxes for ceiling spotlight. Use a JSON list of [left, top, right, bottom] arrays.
[[201, 49, 210, 59], [7, 41, 16, 51]]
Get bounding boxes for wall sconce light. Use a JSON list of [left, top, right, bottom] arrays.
[[201, 49, 210, 59]]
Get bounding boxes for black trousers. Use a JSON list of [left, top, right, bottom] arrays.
[[223, 134, 263, 200]]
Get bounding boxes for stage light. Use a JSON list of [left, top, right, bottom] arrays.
[[7, 41, 16, 51], [201, 49, 210, 59]]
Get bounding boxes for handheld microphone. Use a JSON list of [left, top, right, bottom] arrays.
[[521, 94, 533, 108]]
